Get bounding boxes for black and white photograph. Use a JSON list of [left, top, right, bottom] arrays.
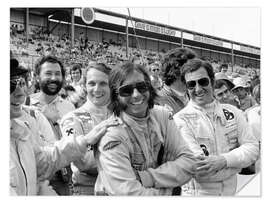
[[6, 0, 265, 198]]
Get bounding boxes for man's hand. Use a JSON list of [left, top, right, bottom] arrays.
[[83, 118, 120, 146], [42, 105, 60, 123], [38, 180, 58, 195], [195, 155, 227, 177]]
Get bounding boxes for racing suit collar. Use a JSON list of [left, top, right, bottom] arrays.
[[189, 100, 227, 126], [82, 98, 110, 115]]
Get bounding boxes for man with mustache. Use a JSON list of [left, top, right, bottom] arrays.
[[30, 55, 75, 195]]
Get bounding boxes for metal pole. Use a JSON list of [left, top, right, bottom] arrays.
[[126, 18, 129, 58], [231, 43, 234, 72], [26, 8, 29, 47], [71, 9, 75, 48], [181, 31, 183, 48]]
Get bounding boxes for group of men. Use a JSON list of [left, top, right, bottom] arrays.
[[10, 46, 260, 196]]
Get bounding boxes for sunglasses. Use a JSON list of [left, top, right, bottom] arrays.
[[118, 81, 149, 97], [186, 77, 210, 90], [10, 77, 26, 94], [152, 69, 160, 72]]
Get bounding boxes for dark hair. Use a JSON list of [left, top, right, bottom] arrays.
[[214, 79, 229, 89], [219, 63, 228, 71], [64, 85, 76, 92], [70, 63, 82, 78], [108, 62, 158, 117], [34, 55, 65, 78], [181, 58, 215, 87], [161, 47, 196, 86]]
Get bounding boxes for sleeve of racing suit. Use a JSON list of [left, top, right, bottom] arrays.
[[33, 133, 88, 181], [173, 114, 241, 182], [96, 128, 172, 195], [60, 114, 96, 172], [137, 109, 197, 189], [221, 109, 260, 168], [35, 109, 57, 145]]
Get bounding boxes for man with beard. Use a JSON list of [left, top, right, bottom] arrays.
[[30, 55, 75, 195]]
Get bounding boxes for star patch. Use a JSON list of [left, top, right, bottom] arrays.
[[103, 141, 121, 151], [222, 109, 234, 120]]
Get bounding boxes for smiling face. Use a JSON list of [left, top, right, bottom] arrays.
[[10, 77, 27, 119], [86, 68, 110, 107], [185, 67, 215, 107], [118, 71, 150, 118], [38, 62, 63, 96]]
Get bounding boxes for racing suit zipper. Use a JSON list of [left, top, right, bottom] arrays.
[[15, 140, 28, 195]]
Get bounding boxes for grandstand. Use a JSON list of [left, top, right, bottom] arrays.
[[10, 7, 260, 74]]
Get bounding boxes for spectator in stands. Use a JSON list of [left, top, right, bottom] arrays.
[[70, 63, 84, 93], [219, 63, 228, 74], [60, 63, 112, 195], [94, 62, 197, 195], [214, 73, 240, 108], [10, 57, 119, 195], [249, 69, 260, 92], [173, 58, 259, 196], [231, 77, 256, 111], [148, 62, 163, 91], [30, 55, 76, 195], [157, 47, 196, 115]]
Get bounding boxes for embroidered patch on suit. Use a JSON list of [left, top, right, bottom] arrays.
[[222, 109, 234, 120], [103, 141, 121, 151], [168, 111, 174, 120], [65, 128, 74, 136]]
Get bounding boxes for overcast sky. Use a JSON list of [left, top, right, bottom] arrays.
[[101, 7, 260, 47]]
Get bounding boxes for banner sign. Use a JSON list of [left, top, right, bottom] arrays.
[[240, 46, 260, 55], [193, 35, 223, 47], [135, 22, 176, 36]]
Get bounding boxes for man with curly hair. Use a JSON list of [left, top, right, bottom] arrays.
[[156, 47, 196, 114]]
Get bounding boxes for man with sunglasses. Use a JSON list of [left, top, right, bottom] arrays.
[[10, 58, 119, 195], [173, 58, 259, 196], [94, 62, 197, 195]]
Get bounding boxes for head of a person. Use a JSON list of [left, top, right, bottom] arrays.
[[181, 58, 215, 107], [149, 62, 161, 77], [252, 84, 260, 105], [70, 63, 82, 83], [10, 58, 28, 119], [214, 79, 232, 104], [34, 55, 65, 96], [231, 77, 248, 100], [249, 69, 258, 80], [108, 62, 157, 118], [161, 47, 196, 86], [85, 62, 111, 107], [220, 63, 228, 73]]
